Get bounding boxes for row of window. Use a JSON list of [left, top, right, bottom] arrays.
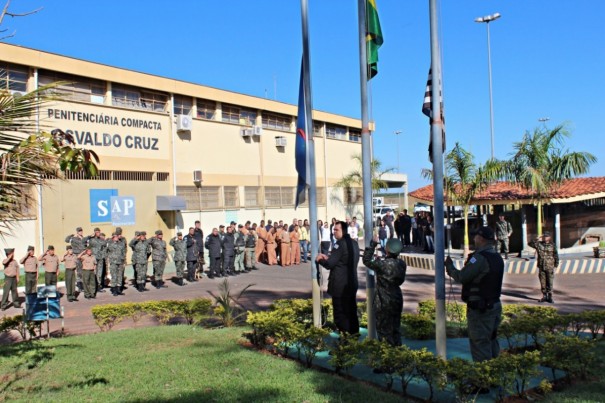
[[0, 63, 362, 142], [177, 186, 329, 210], [61, 170, 170, 182]]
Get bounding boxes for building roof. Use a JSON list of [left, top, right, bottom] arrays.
[[409, 177, 605, 206]]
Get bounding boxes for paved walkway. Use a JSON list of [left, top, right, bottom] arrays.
[[2, 252, 604, 344]]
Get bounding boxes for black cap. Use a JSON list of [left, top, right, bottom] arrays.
[[66, 245, 73, 249], [238, 224, 243, 228], [27, 245, 35, 251], [115, 227, 123, 235], [141, 231, 147, 236], [47, 245, 54, 250], [543, 231, 552, 237], [230, 221, 236, 225], [219, 225, 225, 228], [177, 231, 183, 236], [76, 227, 83, 232], [471, 226, 495, 240], [94, 227, 101, 232], [4, 248, 14, 255], [155, 230, 163, 235]]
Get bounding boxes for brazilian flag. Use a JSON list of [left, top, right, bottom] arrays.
[[366, 0, 383, 79]]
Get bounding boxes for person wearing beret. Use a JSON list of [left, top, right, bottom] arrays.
[[20, 245, 38, 295], [39, 245, 60, 286], [2, 248, 21, 310], [149, 230, 168, 289], [61, 245, 78, 301]]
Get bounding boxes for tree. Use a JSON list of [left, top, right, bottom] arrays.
[[498, 124, 596, 236], [333, 154, 394, 220], [422, 142, 495, 257], [0, 86, 99, 235], [0, 0, 42, 40]]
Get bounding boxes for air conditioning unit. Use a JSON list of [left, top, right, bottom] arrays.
[[252, 125, 263, 136], [241, 128, 253, 137], [275, 136, 287, 147], [193, 170, 202, 184], [9, 90, 24, 98], [176, 114, 192, 132]]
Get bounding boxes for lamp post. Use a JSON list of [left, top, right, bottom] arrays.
[[475, 12, 501, 160], [393, 130, 402, 172], [538, 117, 550, 126]]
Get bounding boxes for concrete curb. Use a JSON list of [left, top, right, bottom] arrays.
[[401, 254, 605, 274]]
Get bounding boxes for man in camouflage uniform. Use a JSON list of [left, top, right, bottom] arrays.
[[245, 228, 257, 271], [114, 227, 128, 292], [494, 214, 513, 259], [85, 227, 107, 292], [149, 230, 168, 288], [363, 236, 407, 346], [233, 225, 246, 274], [130, 231, 151, 292], [529, 232, 559, 303], [106, 232, 125, 296], [170, 231, 187, 286], [445, 226, 504, 362], [65, 226, 86, 292]]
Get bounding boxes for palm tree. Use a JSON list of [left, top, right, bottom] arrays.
[[0, 86, 99, 235], [499, 124, 596, 236], [423, 142, 494, 257]]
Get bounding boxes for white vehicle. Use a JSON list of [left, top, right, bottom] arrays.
[[372, 197, 385, 207]]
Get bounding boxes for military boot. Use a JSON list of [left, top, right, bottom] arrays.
[[539, 293, 548, 303], [547, 293, 554, 303], [137, 283, 144, 292]]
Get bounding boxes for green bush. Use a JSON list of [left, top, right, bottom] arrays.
[[414, 348, 448, 401], [296, 325, 330, 368], [401, 313, 434, 340], [446, 357, 492, 401], [328, 333, 361, 374], [513, 350, 541, 397], [91, 303, 133, 331], [541, 333, 596, 380]]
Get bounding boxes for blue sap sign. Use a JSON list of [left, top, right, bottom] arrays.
[[90, 189, 118, 223], [110, 196, 136, 226]]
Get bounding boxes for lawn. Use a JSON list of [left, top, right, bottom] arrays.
[[0, 325, 404, 402]]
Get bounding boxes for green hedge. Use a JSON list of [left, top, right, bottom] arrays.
[[91, 298, 213, 331]]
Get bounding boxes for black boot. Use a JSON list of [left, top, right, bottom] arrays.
[[539, 293, 548, 302], [547, 293, 554, 303], [155, 280, 161, 289], [110, 287, 116, 296], [97, 285, 106, 293], [137, 283, 144, 292]]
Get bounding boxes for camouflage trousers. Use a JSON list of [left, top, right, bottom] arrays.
[[376, 303, 403, 346], [467, 301, 502, 362], [175, 261, 185, 278], [539, 267, 555, 294], [75, 259, 83, 284], [245, 247, 256, 269], [496, 238, 509, 254], [109, 262, 124, 287], [135, 262, 148, 285], [96, 258, 107, 288], [152, 260, 166, 281], [234, 251, 245, 272]]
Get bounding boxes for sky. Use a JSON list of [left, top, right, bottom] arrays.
[[4, 0, 605, 192]]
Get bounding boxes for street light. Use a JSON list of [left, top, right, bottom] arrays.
[[475, 12, 501, 160], [538, 117, 550, 125], [393, 130, 402, 172]]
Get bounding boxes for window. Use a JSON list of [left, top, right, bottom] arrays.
[[224, 186, 239, 208], [280, 187, 294, 206], [222, 103, 257, 125], [38, 70, 105, 103], [326, 124, 347, 140], [262, 112, 292, 132], [112, 84, 167, 112], [345, 187, 363, 204], [197, 99, 216, 120], [264, 186, 281, 207], [349, 129, 361, 142], [201, 186, 220, 209], [313, 121, 323, 136], [245, 186, 260, 207], [177, 186, 201, 210], [0, 63, 28, 92], [113, 171, 154, 181], [173, 95, 192, 115]]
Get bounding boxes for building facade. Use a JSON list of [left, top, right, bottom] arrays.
[[0, 43, 371, 253]]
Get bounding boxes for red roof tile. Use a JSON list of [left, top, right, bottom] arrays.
[[410, 177, 605, 203]]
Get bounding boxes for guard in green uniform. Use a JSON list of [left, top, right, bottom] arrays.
[[529, 232, 559, 303]]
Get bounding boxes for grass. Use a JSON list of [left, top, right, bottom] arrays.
[[0, 325, 404, 402], [543, 341, 605, 403]]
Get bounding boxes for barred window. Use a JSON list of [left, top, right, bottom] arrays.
[[112, 84, 167, 112], [0, 63, 28, 92], [222, 103, 256, 125], [197, 99, 216, 120], [224, 186, 239, 208], [173, 95, 192, 115], [156, 172, 170, 181], [177, 186, 201, 210], [349, 129, 361, 142], [38, 70, 105, 103], [280, 187, 294, 206], [326, 124, 347, 140], [313, 121, 323, 136], [245, 186, 260, 207], [264, 186, 281, 207], [345, 187, 363, 204], [113, 171, 154, 181], [262, 112, 292, 132], [200, 186, 220, 209]]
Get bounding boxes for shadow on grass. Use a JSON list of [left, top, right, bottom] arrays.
[[129, 386, 288, 403]]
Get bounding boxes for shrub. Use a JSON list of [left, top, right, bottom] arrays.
[[513, 350, 541, 397], [577, 310, 605, 339], [296, 325, 330, 368], [328, 333, 361, 374], [413, 348, 447, 401], [91, 303, 132, 331], [357, 301, 368, 329], [541, 333, 596, 381], [446, 357, 492, 402], [489, 353, 518, 401], [401, 313, 434, 340], [210, 279, 254, 327]]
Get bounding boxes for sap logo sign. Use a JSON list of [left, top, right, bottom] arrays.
[[90, 190, 136, 225]]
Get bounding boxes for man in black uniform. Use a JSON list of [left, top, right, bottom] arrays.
[[205, 228, 223, 278], [445, 226, 504, 362], [183, 227, 198, 282], [222, 226, 236, 276], [316, 221, 360, 335], [193, 220, 205, 277]]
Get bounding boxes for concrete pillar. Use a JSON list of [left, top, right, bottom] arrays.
[[555, 205, 561, 250], [519, 204, 528, 258]]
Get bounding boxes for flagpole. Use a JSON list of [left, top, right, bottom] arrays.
[[300, 0, 322, 327], [428, 0, 447, 359], [357, 0, 376, 340]]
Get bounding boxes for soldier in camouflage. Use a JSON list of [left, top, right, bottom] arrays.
[[130, 231, 151, 292], [65, 226, 86, 292], [233, 225, 246, 274], [529, 231, 559, 303], [106, 232, 125, 296], [84, 227, 106, 293], [149, 230, 168, 288], [363, 236, 407, 346], [494, 214, 513, 259], [115, 227, 128, 292], [170, 231, 187, 286], [245, 228, 257, 271]]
